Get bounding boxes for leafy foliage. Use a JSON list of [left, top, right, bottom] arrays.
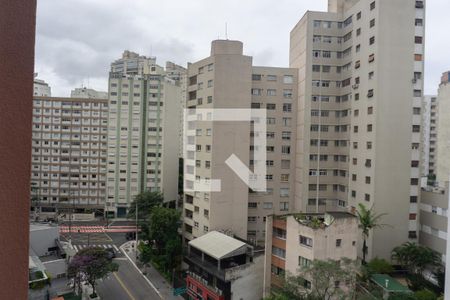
[[267, 259, 358, 300], [414, 289, 437, 300], [127, 191, 163, 221], [356, 204, 387, 264], [139, 207, 182, 274], [367, 257, 394, 274], [68, 247, 118, 297]]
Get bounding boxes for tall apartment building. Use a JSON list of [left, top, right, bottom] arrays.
[[289, 0, 425, 259], [33, 73, 51, 96], [263, 212, 357, 296], [31, 96, 108, 215], [165, 61, 188, 158], [106, 51, 182, 217], [422, 95, 438, 177], [436, 72, 450, 185], [419, 183, 448, 263], [71, 87, 108, 99], [183, 40, 298, 244]]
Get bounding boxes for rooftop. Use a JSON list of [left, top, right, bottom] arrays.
[[188, 231, 248, 260], [371, 274, 412, 293]]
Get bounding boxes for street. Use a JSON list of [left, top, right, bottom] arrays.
[[97, 258, 162, 300]]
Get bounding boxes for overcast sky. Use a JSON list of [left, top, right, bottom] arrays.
[[35, 0, 449, 97]]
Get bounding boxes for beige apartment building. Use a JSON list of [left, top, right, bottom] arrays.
[[289, 0, 425, 260], [436, 72, 450, 185], [31, 96, 108, 215], [183, 40, 298, 244], [419, 183, 449, 263], [422, 95, 438, 177], [106, 51, 182, 217], [263, 212, 358, 297], [71, 87, 108, 99]]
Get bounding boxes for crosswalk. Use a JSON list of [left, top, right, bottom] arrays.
[[60, 225, 140, 233], [70, 244, 120, 252]]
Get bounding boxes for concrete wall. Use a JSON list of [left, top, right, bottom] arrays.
[[229, 253, 265, 300], [0, 0, 36, 298], [42, 259, 67, 278], [30, 226, 59, 256]]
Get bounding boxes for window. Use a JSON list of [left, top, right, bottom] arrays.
[[365, 176, 371, 184], [272, 246, 286, 258], [312, 65, 320, 72], [367, 89, 374, 98], [356, 28, 361, 36], [370, 1, 375, 10], [207, 96, 212, 103], [415, 36, 423, 44], [415, 54, 423, 61], [252, 74, 262, 81], [252, 88, 262, 96], [356, 44, 361, 53], [280, 188, 289, 197], [281, 174, 289, 182], [370, 19, 375, 28], [369, 54, 375, 63], [248, 202, 257, 208], [266, 103, 276, 110], [280, 202, 289, 211], [282, 131, 291, 140], [283, 89, 293, 98], [282, 145, 291, 154], [432, 206, 437, 214], [410, 196, 418, 203], [367, 124, 373, 132], [299, 256, 311, 267], [299, 235, 313, 247], [369, 36, 375, 45], [415, 19, 423, 26], [267, 75, 277, 81], [368, 106, 373, 114], [263, 202, 273, 209], [410, 178, 419, 185], [313, 20, 321, 28], [369, 71, 374, 80], [415, 1, 424, 9], [267, 89, 277, 96], [365, 194, 371, 201], [412, 125, 420, 133], [365, 159, 372, 167], [283, 75, 294, 84], [357, 12, 361, 20], [367, 142, 372, 149], [409, 231, 417, 239], [409, 213, 417, 220], [336, 239, 342, 247], [355, 60, 361, 69]]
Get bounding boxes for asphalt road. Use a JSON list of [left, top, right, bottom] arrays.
[[97, 258, 161, 300]]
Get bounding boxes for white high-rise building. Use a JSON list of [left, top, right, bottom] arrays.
[[289, 0, 425, 260], [71, 87, 108, 99], [422, 95, 437, 178], [436, 71, 450, 185], [106, 51, 182, 218], [33, 73, 51, 97]]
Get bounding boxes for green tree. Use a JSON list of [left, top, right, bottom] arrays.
[[392, 242, 441, 290], [127, 191, 163, 220], [415, 289, 437, 300], [140, 207, 182, 273], [68, 247, 118, 298], [367, 257, 394, 274], [270, 259, 358, 300], [356, 203, 387, 264]]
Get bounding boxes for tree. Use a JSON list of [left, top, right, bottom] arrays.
[[140, 207, 182, 273], [68, 247, 118, 297], [392, 242, 441, 290], [356, 203, 387, 264], [127, 190, 163, 221], [367, 257, 394, 274], [415, 289, 437, 300], [271, 259, 358, 300]]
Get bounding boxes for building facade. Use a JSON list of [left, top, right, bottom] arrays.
[[33, 74, 51, 97], [263, 212, 358, 297], [436, 72, 450, 185], [31, 96, 108, 215], [289, 0, 425, 259], [106, 51, 182, 217], [422, 95, 438, 177], [183, 40, 298, 244], [71, 87, 108, 99], [419, 183, 449, 263], [185, 231, 264, 300]]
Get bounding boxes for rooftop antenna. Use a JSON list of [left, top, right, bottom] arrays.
[[225, 22, 228, 40]]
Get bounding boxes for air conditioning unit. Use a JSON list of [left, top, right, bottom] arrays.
[[352, 84, 359, 89]]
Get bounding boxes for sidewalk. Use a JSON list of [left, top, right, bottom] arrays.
[[121, 241, 183, 300]]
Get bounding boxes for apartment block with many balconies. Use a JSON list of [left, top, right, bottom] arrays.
[[290, 0, 425, 260], [422, 95, 438, 177], [106, 51, 182, 218], [182, 40, 298, 244], [31, 96, 108, 216]]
